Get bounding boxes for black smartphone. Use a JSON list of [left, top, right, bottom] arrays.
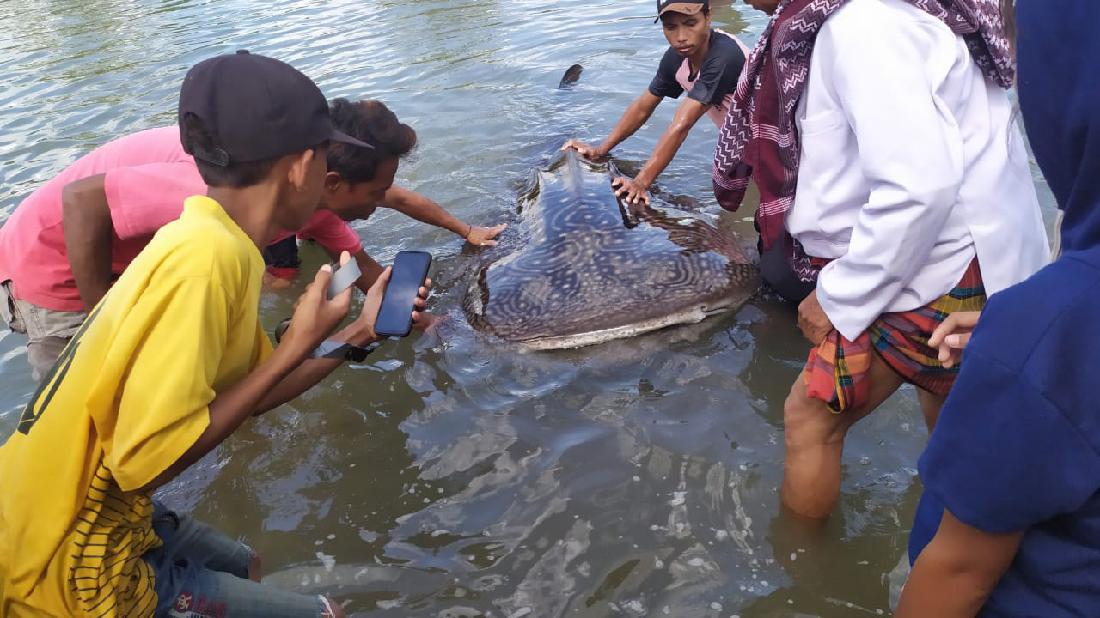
[[374, 250, 432, 338]]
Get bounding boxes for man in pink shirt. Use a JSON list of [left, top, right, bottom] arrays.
[[0, 98, 505, 379]]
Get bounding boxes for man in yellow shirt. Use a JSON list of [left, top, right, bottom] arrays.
[[0, 51, 425, 617]]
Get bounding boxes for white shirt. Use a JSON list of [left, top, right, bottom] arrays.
[[787, 0, 1049, 340]]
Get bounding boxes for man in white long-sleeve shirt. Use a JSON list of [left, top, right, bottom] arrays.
[[717, 0, 1047, 519]]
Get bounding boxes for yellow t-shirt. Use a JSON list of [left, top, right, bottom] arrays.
[[0, 195, 273, 617]]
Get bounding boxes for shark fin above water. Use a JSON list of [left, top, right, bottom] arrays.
[[558, 64, 583, 89]]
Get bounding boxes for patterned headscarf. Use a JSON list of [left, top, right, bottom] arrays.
[[712, 0, 1015, 282]]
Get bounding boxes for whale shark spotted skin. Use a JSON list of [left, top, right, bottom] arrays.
[[463, 150, 760, 349]]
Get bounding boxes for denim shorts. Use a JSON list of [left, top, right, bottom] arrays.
[[145, 502, 333, 618]]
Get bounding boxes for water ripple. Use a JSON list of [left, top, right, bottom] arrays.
[[0, 1, 1059, 616]]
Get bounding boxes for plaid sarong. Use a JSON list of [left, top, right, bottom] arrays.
[[805, 259, 985, 412]]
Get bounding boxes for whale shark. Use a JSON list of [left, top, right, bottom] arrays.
[[463, 149, 759, 349]]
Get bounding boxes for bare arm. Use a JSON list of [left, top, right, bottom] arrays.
[[633, 97, 709, 189], [612, 97, 709, 205], [564, 91, 663, 159], [381, 186, 507, 246], [601, 91, 664, 154], [896, 509, 1023, 618], [139, 339, 305, 492], [383, 185, 467, 236], [61, 174, 116, 309], [254, 321, 375, 413]]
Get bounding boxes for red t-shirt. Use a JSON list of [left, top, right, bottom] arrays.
[[0, 126, 362, 311]]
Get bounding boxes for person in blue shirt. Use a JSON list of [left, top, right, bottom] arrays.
[[898, 1, 1100, 615]]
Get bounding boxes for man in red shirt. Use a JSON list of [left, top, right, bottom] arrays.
[[0, 98, 504, 379]]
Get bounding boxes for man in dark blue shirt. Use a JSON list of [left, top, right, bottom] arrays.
[[563, 0, 746, 206], [899, 1, 1100, 615]]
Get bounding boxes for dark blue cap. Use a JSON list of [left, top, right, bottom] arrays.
[[178, 50, 371, 166]]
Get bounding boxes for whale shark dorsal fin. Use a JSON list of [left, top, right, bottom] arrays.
[[559, 64, 583, 89]]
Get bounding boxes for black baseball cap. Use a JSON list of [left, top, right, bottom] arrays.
[[178, 50, 371, 167], [655, 0, 709, 22]]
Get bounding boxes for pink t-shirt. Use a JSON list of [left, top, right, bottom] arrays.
[[0, 127, 362, 312]]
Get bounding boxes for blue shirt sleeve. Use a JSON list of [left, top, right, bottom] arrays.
[[919, 348, 1100, 534]]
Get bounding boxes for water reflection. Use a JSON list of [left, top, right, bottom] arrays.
[[0, 1, 1059, 616]]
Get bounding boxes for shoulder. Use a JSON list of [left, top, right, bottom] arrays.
[[103, 158, 204, 205], [656, 46, 682, 73], [149, 202, 261, 284], [821, 0, 951, 47], [814, 0, 962, 92], [827, 0, 928, 28], [705, 31, 745, 66], [297, 208, 360, 252]]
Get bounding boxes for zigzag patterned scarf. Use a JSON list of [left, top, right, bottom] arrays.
[[712, 0, 1014, 282]]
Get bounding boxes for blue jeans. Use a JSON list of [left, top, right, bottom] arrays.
[[144, 502, 331, 617]]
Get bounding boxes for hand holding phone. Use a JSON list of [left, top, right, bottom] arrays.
[[274, 256, 361, 345], [371, 251, 433, 338], [278, 253, 356, 357]]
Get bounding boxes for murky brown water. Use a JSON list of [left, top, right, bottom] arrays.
[[0, 1, 1059, 616]]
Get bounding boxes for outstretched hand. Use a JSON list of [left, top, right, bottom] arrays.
[[466, 223, 507, 247], [281, 251, 355, 358], [928, 311, 981, 368], [612, 176, 651, 206], [561, 139, 608, 160]]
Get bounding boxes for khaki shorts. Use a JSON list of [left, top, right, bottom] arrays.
[[0, 280, 86, 340], [1, 280, 87, 379]]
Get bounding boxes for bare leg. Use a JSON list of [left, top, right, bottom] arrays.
[[248, 552, 263, 583], [916, 389, 946, 433], [26, 336, 69, 382], [781, 354, 904, 520]]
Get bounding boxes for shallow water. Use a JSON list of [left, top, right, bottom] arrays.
[[0, 1, 1058, 616]]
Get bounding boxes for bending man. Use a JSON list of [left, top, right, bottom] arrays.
[[0, 98, 504, 379], [564, 0, 746, 207]]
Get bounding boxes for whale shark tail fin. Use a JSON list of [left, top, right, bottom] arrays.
[[558, 64, 583, 89]]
